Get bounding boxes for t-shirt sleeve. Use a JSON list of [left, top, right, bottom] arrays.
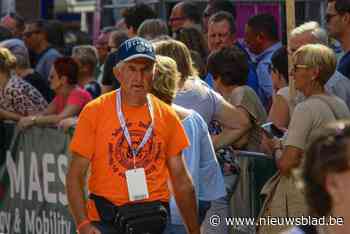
[[69, 101, 98, 160], [67, 89, 92, 109], [164, 108, 190, 158], [208, 89, 225, 118], [284, 102, 313, 151], [196, 113, 226, 200]]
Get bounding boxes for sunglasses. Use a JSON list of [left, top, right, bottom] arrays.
[[291, 64, 309, 72]]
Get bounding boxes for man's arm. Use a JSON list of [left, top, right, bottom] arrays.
[[213, 100, 251, 150], [167, 154, 200, 234], [66, 153, 101, 234]]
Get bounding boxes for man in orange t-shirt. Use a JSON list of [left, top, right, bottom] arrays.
[[66, 37, 200, 234]]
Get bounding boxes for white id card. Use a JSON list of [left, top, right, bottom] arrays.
[[125, 168, 149, 201]]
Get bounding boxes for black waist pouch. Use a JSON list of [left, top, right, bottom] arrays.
[[90, 194, 168, 234]]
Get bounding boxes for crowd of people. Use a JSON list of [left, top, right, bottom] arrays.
[[1, 0, 350, 234]]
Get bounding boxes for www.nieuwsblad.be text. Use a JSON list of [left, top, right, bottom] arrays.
[[209, 215, 344, 228]]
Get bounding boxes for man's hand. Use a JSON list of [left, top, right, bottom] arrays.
[[78, 223, 101, 234]]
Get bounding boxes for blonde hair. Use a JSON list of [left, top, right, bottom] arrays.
[[293, 44, 337, 85], [153, 39, 198, 81], [151, 55, 181, 104], [0, 48, 16, 75], [137, 19, 169, 40]]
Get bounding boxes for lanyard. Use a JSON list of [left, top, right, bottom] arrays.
[[116, 89, 154, 168]]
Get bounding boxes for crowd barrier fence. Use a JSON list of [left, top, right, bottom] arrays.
[[0, 122, 277, 234]]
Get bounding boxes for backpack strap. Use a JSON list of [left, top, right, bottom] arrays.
[[309, 95, 340, 120]]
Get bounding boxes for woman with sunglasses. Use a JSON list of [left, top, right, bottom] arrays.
[[259, 44, 350, 234]]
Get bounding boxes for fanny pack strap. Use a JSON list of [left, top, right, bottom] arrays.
[[89, 194, 170, 222], [89, 194, 118, 223]]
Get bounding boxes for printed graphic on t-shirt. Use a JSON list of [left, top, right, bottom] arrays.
[[107, 120, 162, 178]]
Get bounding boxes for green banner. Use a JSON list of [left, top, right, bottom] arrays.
[[0, 122, 75, 234]]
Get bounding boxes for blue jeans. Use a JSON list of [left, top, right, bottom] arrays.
[[164, 200, 211, 234]]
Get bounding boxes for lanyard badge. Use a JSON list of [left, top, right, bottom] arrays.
[[116, 89, 153, 201]]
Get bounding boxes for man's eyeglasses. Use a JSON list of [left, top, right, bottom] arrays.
[[23, 30, 40, 38]]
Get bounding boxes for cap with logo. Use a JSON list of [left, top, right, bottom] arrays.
[[114, 37, 156, 66]]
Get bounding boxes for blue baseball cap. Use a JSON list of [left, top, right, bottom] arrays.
[[114, 37, 156, 66]]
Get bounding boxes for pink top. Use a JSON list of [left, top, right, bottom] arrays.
[[53, 87, 92, 114]]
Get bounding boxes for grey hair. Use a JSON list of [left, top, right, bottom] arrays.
[[290, 21, 328, 45], [72, 45, 99, 70]]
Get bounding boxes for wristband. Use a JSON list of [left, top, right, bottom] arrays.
[[31, 116, 37, 124], [77, 219, 90, 232]]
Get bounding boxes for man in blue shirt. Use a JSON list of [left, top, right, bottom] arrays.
[[244, 14, 282, 110], [327, 0, 350, 79], [205, 11, 237, 88], [23, 20, 62, 80]]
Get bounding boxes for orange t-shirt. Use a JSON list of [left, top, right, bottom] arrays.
[[69, 91, 190, 221]]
